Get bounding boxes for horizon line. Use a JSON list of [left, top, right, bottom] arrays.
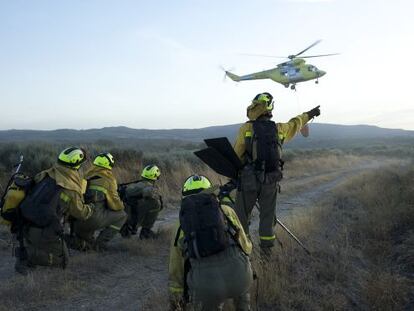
[[0, 122, 412, 133]]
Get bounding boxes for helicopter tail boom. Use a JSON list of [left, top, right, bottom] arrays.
[[225, 71, 242, 82], [225, 70, 271, 82]]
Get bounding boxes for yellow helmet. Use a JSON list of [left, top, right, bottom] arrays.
[[182, 175, 211, 196], [58, 147, 86, 169], [141, 165, 161, 181], [247, 92, 274, 120], [93, 153, 115, 170]]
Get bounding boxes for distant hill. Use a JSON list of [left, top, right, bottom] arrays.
[[1, 123, 413, 149]]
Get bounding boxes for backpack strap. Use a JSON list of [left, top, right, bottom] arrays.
[[219, 206, 239, 242], [173, 226, 182, 247], [183, 258, 191, 303], [84, 180, 107, 205], [244, 121, 254, 163]]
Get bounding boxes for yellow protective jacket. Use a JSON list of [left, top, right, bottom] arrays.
[[84, 166, 124, 211], [234, 113, 310, 164], [35, 164, 93, 221], [168, 202, 252, 297]]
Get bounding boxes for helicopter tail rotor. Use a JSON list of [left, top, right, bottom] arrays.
[[219, 66, 238, 82]]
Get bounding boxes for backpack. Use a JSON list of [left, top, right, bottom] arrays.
[[179, 193, 231, 259], [0, 174, 34, 229], [84, 176, 106, 204], [246, 120, 283, 173], [19, 176, 63, 233], [119, 180, 144, 207]]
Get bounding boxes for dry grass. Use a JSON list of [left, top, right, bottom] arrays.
[[0, 269, 86, 311], [251, 167, 414, 310], [114, 224, 175, 257], [0, 222, 174, 311], [1, 141, 413, 310], [0, 141, 390, 205], [285, 153, 364, 178]]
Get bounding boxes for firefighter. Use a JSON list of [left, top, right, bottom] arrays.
[[72, 153, 127, 251], [16, 147, 94, 273], [233, 92, 320, 254], [120, 165, 162, 239], [169, 175, 253, 311]]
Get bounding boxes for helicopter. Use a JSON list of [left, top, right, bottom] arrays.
[[225, 40, 338, 90]]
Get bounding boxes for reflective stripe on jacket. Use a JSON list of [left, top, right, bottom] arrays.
[[85, 166, 124, 211]]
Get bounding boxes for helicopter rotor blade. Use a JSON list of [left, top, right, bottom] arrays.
[[293, 39, 322, 58], [238, 53, 286, 59], [300, 53, 340, 58]]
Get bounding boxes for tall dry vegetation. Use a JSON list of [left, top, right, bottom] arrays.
[[0, 141, 392, 202], [253, 166, 414, 310], [0, 142, 218, 203]]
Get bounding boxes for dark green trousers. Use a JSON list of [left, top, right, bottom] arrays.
[[234, 167, 279, 248], [73, 207, 127, 247], [125, 199, 161, 232], [188, 246, 253, 311]]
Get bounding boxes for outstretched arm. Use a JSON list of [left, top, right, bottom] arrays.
[[277, 113, 310, 144], [277, 106, 321, 144]]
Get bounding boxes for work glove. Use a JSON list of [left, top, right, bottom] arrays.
[[219, 180, 237, 196], [218, 180, 237, 204], [306, 105, 321, 119]]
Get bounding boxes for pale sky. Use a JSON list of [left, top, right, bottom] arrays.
[[1, 0, 413, 130]]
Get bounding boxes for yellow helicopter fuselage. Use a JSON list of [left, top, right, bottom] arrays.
[[226, 58, 326, 89]]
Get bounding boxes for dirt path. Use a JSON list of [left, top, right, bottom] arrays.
[[276, 160, 388, 219], [0, 160, 400, 311]]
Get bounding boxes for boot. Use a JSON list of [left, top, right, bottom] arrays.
[[120, 223, 134, 238], [139, 228, 157, 240], [65, 234, 94, 251], [93, 241, 109, 252], [14, 246, 34, 275]]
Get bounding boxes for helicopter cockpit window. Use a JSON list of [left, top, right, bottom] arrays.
[[308, 65, 318, 72]]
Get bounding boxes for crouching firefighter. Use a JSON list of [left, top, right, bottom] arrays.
[[169, 175, 253, 311], [71, 153, 127, 251], [233, 92, 320, 255], [119, 165, 163, 240], [15, 147, 94, 274]]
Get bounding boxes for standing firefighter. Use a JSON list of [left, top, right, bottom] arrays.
[[234, 92, 320, 254], [169, 175, 253, 311], [120, 165, 162, 239], [72, 153, 127, 251], [15, 147, 94, 274]]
